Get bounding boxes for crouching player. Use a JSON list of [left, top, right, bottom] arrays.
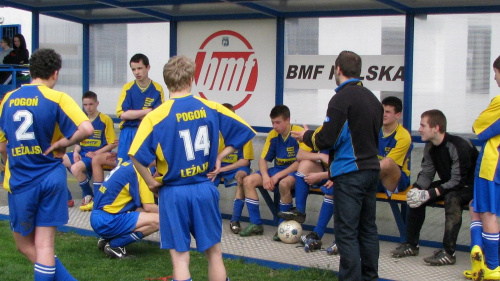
[[130, 55, 256, 281], [212, 103, 254, 234], [90, 160, 159, 259]]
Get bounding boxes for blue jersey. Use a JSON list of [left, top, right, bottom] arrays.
[[93, 161, 155, 214], [79, 112, 116, 155], [0, 83, 89, 193], [116, 80, 164, 129], [378, 123, 412, 177], [129, 94, 256, 186], [261, 125, 311, 169]]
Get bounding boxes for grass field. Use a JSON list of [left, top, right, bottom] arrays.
[[0, 220, 338, 281]]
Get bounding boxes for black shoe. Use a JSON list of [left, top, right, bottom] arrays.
[[391, 242, 419, 258], [229, 221, 241, 234], [423, 249, 456, 266], [300, 231, 320, 245], [278, 207, 306, 223], [103, 243, 135, 259], [97, 237, 109, 251]]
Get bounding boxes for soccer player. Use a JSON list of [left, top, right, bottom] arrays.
[[378, 96, 412, 196], [391, 110, 478, 266], [129, 55, 255, 281], [212, 103, 254, 234], [467, 55, 500, 280], [116, 53, 164, 165], [0, 48, 93, 280], [239, 105, 310, 241], [63, 91, 116, 210], [90, 160, 159, 259]]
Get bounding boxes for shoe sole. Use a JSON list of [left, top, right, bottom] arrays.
[[240, 231, 263, 237], [277, 214, 305, 224], [471, 246, 484, 281]]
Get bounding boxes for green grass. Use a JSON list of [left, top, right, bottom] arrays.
[[0, 220, 337, 281]]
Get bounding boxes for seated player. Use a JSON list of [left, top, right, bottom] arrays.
[[391, 110, 478, 266], [212, 103, 254, 234], [378, 96, 412, 197], [63, 91, 116, 209], [77, 142, 120, 212], [90, 160, 159, 259], [240, 105, 310, 241]]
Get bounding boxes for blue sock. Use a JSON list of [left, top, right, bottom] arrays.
[[231, 199, 245, 222], [314, 197, 334, 237], [67, 188, 72, 200], [34, 263, 55, 281], [279, 201, 293, 224], [55, 256, 76, 281], [94, 182, 102, 194], [294, 172, 309, 214], [109, 232, 144, 248], [245, 198, 261, 225], [79, 177, 93, 197], [483, 231, 499, 270], [470, 221, 483, 248]]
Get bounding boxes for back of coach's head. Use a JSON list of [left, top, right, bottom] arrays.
[[29, 49, 62, 80], [335, 51, 362, 78]]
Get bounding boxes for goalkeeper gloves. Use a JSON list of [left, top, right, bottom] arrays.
[[407, 188, 430, 208]]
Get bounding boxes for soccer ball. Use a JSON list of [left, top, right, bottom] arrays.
[[278, 220, 302, 244]]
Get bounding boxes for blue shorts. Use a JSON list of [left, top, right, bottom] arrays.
[[66, 152, 93, 178], [472, 176, 500, 214], [90, 209, 139, 239], [213, 166, 251, 187], [8, 165, 69, 236], [255, 167, 294, 193], [117, 126, 138, 165], [377, 170, 410, 197], [158, 182, 221, 252]]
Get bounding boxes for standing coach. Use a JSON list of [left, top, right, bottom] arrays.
[[292, 50, 383, 281]]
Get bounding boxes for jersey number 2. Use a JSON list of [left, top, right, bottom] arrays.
[[14, 110, 35, 141], [179, 126, 210, 160]]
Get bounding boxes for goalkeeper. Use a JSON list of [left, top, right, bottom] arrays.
[[390, 109, 478, 266]]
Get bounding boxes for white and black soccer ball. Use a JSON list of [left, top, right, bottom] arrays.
[[278, 220, 302, 244]]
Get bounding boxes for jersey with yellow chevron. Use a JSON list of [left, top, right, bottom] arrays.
[[0, 83, 89, 193], [116, 80, 164, 129], [129, 94, 256, 186], [261, 124, 311, 169], [473, 95, 500, 181], [93, 161, 155, 214], [79, 112, 116, 154], [378, 123, 412, 177]]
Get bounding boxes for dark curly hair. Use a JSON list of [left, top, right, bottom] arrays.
[[29, 49, 62, 79]]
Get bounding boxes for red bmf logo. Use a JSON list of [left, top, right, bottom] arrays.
[[195, 30, 258, 109]]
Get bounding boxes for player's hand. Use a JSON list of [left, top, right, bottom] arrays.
[[291, 124, 308, 142], [207, 159, 222, 181], [85, 151, 96, 158], [44, 138, 70, 157], [323, 180, 334, 189], [73, 152, 81, 162], [304, 172, 323, 185], [148, 180, 162, 195], [407, 188, 430, 208], [262, 175, 275, 191]]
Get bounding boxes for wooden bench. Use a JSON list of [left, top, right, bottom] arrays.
[[257, 184, 469, 242]]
